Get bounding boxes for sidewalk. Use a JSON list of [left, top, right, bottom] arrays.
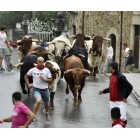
[[105, 73, 140, 104]]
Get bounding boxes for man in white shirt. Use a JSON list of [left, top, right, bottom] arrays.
[[0, 26, 7, 71], [24, 57, 53, 121], [123, 43, 130, 72], [104, 41, 114, 73]]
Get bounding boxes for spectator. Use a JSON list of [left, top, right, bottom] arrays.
[[0, 92, 35, 128], [123, 43, 129, 72], [104, 41, 114, 73], [111, 107, 126, 128], [5, 41, 13, 72], [125, 49, 135, 73], [99, 61, 133, 125], [0, 26, 8, 71]]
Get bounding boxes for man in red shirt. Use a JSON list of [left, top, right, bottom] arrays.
[[99, 62, 133, 125]]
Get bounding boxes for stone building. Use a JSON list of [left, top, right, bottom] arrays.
[[68, 11, 140, 71]]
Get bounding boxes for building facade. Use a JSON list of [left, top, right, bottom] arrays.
[[68, 11, 140, 70]]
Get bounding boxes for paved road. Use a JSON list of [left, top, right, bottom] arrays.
[[0, 48, 140, 128], [0, 70, 140, 128]]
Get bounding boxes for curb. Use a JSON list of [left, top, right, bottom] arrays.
[[104, 73, 140, 104], [131, 90, 140, 104]]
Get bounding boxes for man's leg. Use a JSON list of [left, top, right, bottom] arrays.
[[33, 89, 42, 115], [41, 89, 50, 121], [33, 98, 42, 115]]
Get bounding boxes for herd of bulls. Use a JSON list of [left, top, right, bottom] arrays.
[[15, 33, 110, 108]]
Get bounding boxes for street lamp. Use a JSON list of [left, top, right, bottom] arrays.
[[119, 11, 123, 72]]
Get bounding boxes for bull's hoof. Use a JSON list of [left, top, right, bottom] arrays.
[[50, 102, 54, 110], [66, 90, 69, 94], [23, 90, 28, 94], [78, 99, 82, 103], [73, 102, 78, 106]]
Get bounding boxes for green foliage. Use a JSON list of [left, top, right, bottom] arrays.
[[0, 11, 29, 28], [35, 11, 69, 26], [0, 11, 69, 29], [35, 11, 54, 22]]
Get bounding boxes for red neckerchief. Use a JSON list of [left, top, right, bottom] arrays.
[[112, 119, 126, 128], [36, 65, 45, 70]]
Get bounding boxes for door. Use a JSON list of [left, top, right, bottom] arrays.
[[134, 25, 140, 69], [109, 34, 116, 61]]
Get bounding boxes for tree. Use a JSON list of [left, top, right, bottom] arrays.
[[0, 11, 32, 28], [35, 11, 69, 28]]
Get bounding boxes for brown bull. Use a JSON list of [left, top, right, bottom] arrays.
[[64, 55, 90, 106], [88, 36, 110, 78]]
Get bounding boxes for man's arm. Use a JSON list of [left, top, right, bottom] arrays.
[[0, 116, 12, 123], [40, 76, 53, 84], [24, 74, 32, 89]]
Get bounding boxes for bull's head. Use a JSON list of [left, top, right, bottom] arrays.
[[45, 61, 60, 79], [48, 40, 72, 61], [64, 68, 90, 90], [14, 62, 24, 69]]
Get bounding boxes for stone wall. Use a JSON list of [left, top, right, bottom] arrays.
[[68, 11, 134, 71]]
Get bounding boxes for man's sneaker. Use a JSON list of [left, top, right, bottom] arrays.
[[43, 109, 50, 121]]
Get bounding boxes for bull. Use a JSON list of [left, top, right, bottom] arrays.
[[16, 35, 40, 62], [47, 34, 72, 78], [64, 55, 90, 106], [86, 35, 110, 78], [45, 60, 61, 109], [15, 54, 38, 94], [70, 33, 91, 49]]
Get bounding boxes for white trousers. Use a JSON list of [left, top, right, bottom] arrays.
[[110, 101, 127, 121]]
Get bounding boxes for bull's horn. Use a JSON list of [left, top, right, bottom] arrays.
[[83, 69, 90, 74], [47, 52, 54, 57], [103, 38, 111, 41], [23, 35, 32, 39], [64, 69, 74, 74], [46, 41, 55, 45], [46, 42, 51, 44], [32, 39, 39, 42], [79, 54, 85, 58], [63, 54, 69, 60], [14, 62, 24, 67], [28, 51, 37, 54], [16, 40, 22, 43], [85, 35, 92, 38], [69, 35, 75, 38], [33, 63, 37, 66], [65, 43, 72, 49]]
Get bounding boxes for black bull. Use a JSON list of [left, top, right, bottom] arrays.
[[20, 54, 38, 94]]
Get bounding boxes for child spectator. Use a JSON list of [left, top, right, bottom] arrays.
[[111, 107, 126, 128], [5, 41, 13, 71]]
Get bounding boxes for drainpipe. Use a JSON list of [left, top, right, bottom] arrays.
[[119, 11, 123, 72], [82, 11, 85, 34]]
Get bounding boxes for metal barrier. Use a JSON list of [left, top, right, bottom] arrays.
[[37, 31, 53, 41]]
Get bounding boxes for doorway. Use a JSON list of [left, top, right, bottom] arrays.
[[109, 34, 116, 61], [134, 25, 140, 69]]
